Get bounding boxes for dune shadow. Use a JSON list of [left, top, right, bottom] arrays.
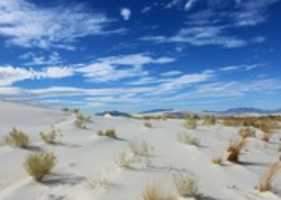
[[236, 160, 268, 167], [25, 145, 45, 152], [53, 142, 83, 148], [194, 194, 221, 200], [43, 173, 85, 186]]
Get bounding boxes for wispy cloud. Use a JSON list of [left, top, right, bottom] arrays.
[[120, 8, 131, 21], [0, 66, 74, 86], [0, 0, 122, 49], [20, 52, 62, 66], [220, 64, 264, 72]]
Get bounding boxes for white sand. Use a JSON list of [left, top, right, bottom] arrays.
[[0, 101, 281, 200]]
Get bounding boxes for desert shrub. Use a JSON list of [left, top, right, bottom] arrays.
[[226, 137, 247, 162], [144, 122, 153, 128], [129, 141, 154, 157], [40, 126, 61, 144], [5, 128, 30, 148], [173, 172, 199, 197], [116, 150, 136, 169], [257, 159, 281, 192], [24, 152, 56, 182], [184, 118, 197, 129], [239, 127, 256, 139], [178, 132, 200, 146], [142, 183, 177, 200], [74, 113, 92, 129], [88, 174, 112, 189], [202, 115, 216, 126], [98, 129, 117, 139]]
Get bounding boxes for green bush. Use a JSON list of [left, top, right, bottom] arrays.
[[5, 128, 30, 148], [24, 152, 56, 182]]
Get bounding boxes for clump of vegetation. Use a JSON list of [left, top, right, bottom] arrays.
[[178, 132, 200, 147], [24, 152, 56, 182], [144, 121, 153, 128], [40, 126, 61, 145], [212, 157, 223, 165], [116, 150, 136, 169], [97, 129, 117, 139], [88, 174, 112, 190], [257, 158, 281, 192], [239, 127, 256, 139], [74, 112, 92, 129], [142, 183, 177, 200], [5, 128, 30, 148], [226, 137, 247, 162], [129, 141, 154, 157], [184, 118, 197, 129], [173, 172, 199, 197], [202, 115, 216, 126]]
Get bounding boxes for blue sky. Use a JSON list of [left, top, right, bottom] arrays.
[[0, 0, 280, 113]]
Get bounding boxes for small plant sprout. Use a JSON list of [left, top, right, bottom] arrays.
[[226, 137, 247, 162], [178, 132, 200, 147], [40, 126, 61, 144], [239, 127, 256, 139], [5, 128, 30, 148], [173, 172, 199, 197], [142, 183, 177, 200], [88, 174, 112, 190], [24, 152, 56, 182], [257, 157, 281, 192], [212, 157, 223, 165]]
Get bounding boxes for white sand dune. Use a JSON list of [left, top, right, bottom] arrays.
[[0, 102, 281, 200]]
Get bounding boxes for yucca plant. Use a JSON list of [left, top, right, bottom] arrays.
[[184, 118, 197, 129], [97, 129, 117, 139], [24, 152, 56, 182], [5, 128, 30, 148]]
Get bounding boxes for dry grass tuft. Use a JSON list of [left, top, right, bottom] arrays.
[[239, 127, 256, 139], [5, 128, 30, 148], [226, 137, 247, 162], [257, 159, 281, 192], [24, 152, 56, 182], [202, 115, 216, 126], [178, 132, 200, 147], [184, 118, 197, 129], [74, 112, 92, 129], [116, 150, 136, 169], [40, 126, 61, 144], [173, 172, 199, 197], [142, 183, 177, 200], [97, 129, 117, 139]]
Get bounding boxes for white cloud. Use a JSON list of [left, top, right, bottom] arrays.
[[20, 52, 62, 66], [220, 64, 264, 72], [0, 66, 74, 86], [0, 0, 120, 49], [161, 70, 182, 77], [77, 54, 175, 82], [142, 26, 248, 48], [184, 0, 197, 11], [120, 8, 131, 21]]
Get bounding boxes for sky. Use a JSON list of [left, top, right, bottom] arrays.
[[0, 0, 280, 113]]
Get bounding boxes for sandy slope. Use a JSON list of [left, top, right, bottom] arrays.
[[0, 102, 281, 200]]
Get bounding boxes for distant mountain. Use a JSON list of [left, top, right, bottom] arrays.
[[205, 107, 281, 115], [95, 110, 132, 117], [139, 108, 174, 114]]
